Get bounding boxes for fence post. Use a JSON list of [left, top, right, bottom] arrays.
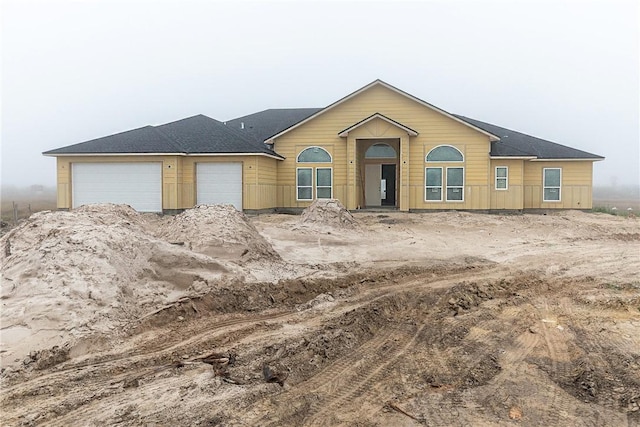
[[13, 202, 18, 224]]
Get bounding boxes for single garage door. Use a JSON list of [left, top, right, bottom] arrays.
[[196, 162, 243, 210], [72, 162, 163, 212]]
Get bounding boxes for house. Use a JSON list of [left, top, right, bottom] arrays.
[[44, 80, 604, 213]]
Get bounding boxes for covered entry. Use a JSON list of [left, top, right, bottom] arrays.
[[363, 142, 398, 207]]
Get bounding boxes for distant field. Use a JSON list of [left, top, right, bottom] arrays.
[[592, 198, 640, 212], [1, 185, 638, 223], [1, 187, 56, 223]]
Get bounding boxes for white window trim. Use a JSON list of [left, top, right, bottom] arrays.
[[495, 166, 508, 190], [296, 167, 313, 201], [446, 167, 465, 202], [543, 168, 562, 202], [425, 167, 443, 202], [425, 145, 464, 163], [316, 167, 333, 199], [296, 146, 333, 163]]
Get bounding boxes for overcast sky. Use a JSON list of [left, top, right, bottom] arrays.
[[2, 0, 638, 187]]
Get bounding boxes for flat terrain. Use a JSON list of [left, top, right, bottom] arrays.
[[1, 204, 639, 426]]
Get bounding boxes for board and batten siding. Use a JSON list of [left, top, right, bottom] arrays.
[[57, 154, 280, 212], [180, 156, 278, 211], [523, 161, 594, 209], [272, 83, 494, 210], [56, 155, 180, 211], [489, 159, 524, 210]]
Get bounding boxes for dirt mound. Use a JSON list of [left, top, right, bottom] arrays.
[[297, 199, 360, 231], [0, 204, 235, 368], [153, 205, 281, 263]]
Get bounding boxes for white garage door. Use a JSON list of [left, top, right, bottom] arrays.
[[196, 162, 243, 210], [72, 162, 162, 212]]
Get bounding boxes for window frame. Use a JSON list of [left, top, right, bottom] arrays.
[[315, 167, 333, 199], [425, 167, 443, 202], [364, 143, 397, 159], [425, 145, 464, 163], [446, 167, 465, 202], [543, 168, 562, 202], [296, 167, 313, 201], [296, 146, 332, 163], [495, 166, 508, 190]]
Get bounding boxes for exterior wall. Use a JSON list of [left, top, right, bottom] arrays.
[[272, 84, 494, 211], [489, 159, 525, 209], [56, 155, 181, 210], [56, 154, 279, 212], [180, 156, 278, 210], [523, 161, 594, 209]]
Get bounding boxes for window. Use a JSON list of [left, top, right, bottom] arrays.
[[425, 145, 464, 202], [425, 167, 443, 201], [495, 166, 508, 190], [426, 145, 464, 162], [365, 143, 396, 159], [297, 146, 331, 163], [316, 168, 332, 199], [543, 168, 561, 202], [297, 168, 313, 200], [446, 167, 464, 201], [296, 146, 333, 201]]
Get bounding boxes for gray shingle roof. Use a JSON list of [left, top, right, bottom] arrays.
[[43, 108, 602, 162], [224, 108, 322, 143], [42, 125, 183, 155], [155, 114, 276, 155], [455, 115, 604, 160], [43, 114, 282, 157]]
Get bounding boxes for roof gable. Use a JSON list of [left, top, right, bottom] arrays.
[[265, 79, 500, 143], [338, 113, 418, 137]]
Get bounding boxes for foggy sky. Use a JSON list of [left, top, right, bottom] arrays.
[[2, 0, 638, 187]]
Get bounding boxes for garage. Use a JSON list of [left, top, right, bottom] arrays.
[[196, 162, 243, 210], [72, 162, 163, 212]]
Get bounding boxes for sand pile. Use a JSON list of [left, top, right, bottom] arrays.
[[153, 204, 281, 263], [297, 199, 360, 231], [0, 204, 235, 368]]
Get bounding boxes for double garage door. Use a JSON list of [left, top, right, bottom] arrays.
[[72, 162, 242, 213]]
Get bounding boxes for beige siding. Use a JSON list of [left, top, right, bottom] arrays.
[[273, 84, 493, 210], [523, 161, 594, 209], [181, 156, 279, 210], [489, 160, 524, 209], [56, 154, 280, 211], [56, 155, 181, 210]]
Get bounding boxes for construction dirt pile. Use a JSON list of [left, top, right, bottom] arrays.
[[1, 207, 639, 426], [296, 198, 360, 232], [152, 204, 281, 263], [0, 204, 238, 369]]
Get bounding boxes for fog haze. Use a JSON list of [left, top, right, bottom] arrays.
[[2, 0, 638, 187]]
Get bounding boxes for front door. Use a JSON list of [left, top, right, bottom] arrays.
[[382, 164, 396, 206], [365, 164, 396, 207], [365, 164, 381, 207]]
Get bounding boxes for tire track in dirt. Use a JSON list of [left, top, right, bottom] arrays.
[[303, 325, 424, 427], [2, 266, 503, 426]]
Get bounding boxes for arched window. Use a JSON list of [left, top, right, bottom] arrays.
[[425, 145, 464, 202], [365, 143, 397, 159], [425, 145, 463, 162], [297, 146, 332, 163]]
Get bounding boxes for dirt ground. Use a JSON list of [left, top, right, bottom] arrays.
[[1, 201, 639, 426]]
